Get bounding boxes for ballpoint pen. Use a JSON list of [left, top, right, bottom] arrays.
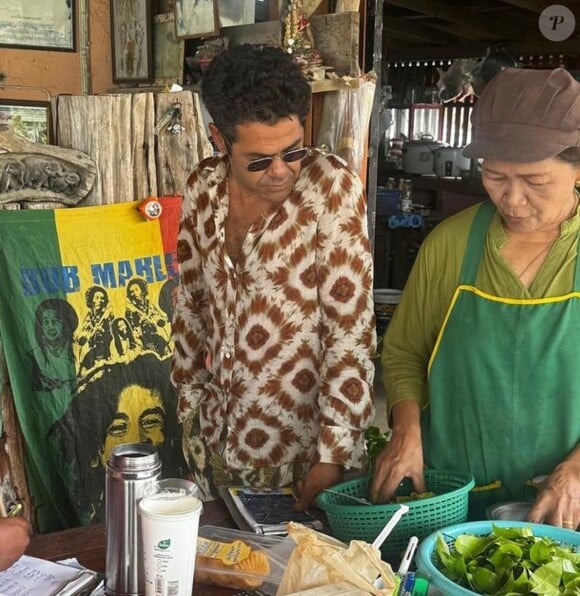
[[397, 536, 419, 596], [398, 535, 419, 576]]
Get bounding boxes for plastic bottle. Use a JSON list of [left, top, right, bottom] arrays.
[[398, 571, 442, 595]]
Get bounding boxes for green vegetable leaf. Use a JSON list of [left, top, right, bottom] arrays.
[[434, 527, 580, 595], [469, 565, 503, 594], [530, 541, 553, 566], [456, 534, 496, 557], [527, 559, 564, 594], [437, 534, 467, 581], [493, 525, 534, 540], [502, 567, 531, 594], [364, 426, 391, 470]]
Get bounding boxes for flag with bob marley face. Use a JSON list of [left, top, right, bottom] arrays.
[[0, 197, 187, 532]]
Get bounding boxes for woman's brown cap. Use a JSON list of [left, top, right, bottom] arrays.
[[463, 67, 580, 162]]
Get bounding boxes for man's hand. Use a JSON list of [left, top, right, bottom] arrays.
[[0, 517, 31, 571], [294, 462, 343, 511]]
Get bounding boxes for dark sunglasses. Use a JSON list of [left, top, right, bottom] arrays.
[[245, 147, 309, 172], [222, 136, 309, 172]]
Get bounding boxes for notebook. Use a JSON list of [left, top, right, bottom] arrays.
[[218, 485, 323, 535]]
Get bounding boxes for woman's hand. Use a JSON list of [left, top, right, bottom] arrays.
[[370, 400, 425, 503], [0, 517, 31, 571], [527, 447, 580, 529], [294, 462, 343, 511]]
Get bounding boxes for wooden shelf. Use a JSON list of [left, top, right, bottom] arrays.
[[107, 85, 191, 94], [109, 79, 361, 96], [410, 174, 486, 196], [309, 78, 361, 93]]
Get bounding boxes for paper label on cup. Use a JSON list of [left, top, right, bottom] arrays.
[[140, 492, 202, 596], [196, 538, 251, 566]]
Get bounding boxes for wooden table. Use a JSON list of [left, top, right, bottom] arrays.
[[26, 500, 244, 595]]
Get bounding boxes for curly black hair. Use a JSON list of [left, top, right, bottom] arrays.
[[126, 276, 149, 298], [84, 285, 109, 308], [201, 44, 311, 142]]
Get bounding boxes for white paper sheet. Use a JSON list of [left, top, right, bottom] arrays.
[[0, 555, 96, 596]]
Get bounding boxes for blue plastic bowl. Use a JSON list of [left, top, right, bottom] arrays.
[[416, 520, 580, 596]]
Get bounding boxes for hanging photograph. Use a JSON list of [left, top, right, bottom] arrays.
[[218, 0, 255, 28], [175, 0, 220, 39], [0, 0, 75, 51], [110, 0, 154, 84], [0, 101, 52, 144], [153, 13, 185, 86]]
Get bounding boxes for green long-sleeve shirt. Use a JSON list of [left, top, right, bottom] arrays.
[[381, 199, 580, 416]]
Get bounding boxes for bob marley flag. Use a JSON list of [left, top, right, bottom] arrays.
[[0, 197, 187, 532]]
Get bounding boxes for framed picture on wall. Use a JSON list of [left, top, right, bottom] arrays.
[[0, 0, 75, 51], [110, 0, 154, 84], [0, 100, 52, 144], [175, 0, 220, 39], [153, 13, 185, 86]]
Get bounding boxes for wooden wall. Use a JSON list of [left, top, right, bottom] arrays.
[[0, 0, 113, 103]]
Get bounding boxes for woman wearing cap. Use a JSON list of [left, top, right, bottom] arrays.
[[372, 67, 580, 530]]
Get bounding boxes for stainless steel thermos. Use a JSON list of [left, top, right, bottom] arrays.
[[105, 443, 162, 596]]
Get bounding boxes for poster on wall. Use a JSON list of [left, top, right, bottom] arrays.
[[153, 13, 185, 86], [110, 0, 154, 84], [175, 0, 219, 39], [0, 0, 75, 51], [0, 197, 187, 532], [0, 101, 52, 144]]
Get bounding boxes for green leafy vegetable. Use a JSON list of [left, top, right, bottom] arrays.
[[364, 426, 391, 469], [434, 525, 580, 594]]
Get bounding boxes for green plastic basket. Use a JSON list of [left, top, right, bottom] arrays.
[[315, 469, 475, 559]]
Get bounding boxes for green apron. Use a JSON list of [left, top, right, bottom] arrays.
[[425, 201, 580, 519]]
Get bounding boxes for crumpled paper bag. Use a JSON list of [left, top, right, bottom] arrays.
[[276, 523, 399, 596]]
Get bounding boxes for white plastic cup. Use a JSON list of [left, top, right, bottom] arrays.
[[138, 478, 203, 596]]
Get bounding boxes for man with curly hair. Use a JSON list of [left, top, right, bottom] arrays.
[[171, 44, 376, 510], [75, 285, 114, 374]]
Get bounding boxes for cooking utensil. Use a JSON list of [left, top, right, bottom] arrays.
[[486, 501, 532, 522], [434, 146, 471, 177], [372, 504, 409, 550], [402, 135, 442, 175], [321, 488, 373, 506]]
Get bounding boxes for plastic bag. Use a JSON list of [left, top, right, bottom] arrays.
[[315, 72, 377, 175], [276, 523, 399, 596], [195, 525, 295, 595]]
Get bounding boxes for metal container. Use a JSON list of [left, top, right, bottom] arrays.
[[486, 501, 532, 522], [402, 135, 442, 175], [434, 146, 472, 178], [105, 443, 162, 596]]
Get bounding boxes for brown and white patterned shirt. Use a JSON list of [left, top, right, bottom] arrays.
[[171, 151, 376, 472]]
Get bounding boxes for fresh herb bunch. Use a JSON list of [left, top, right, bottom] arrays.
[[365, 426, 391, 470], [435, 524, 580, 594]]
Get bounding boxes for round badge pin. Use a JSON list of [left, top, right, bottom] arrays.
[[138, 198, 163, 220]]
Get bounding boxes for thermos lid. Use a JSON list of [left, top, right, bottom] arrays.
[[107, 442, 161, 477]]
